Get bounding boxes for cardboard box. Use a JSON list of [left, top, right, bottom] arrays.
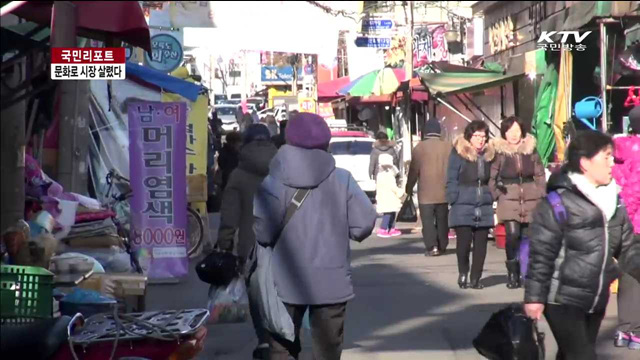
[[79, 273, 147, 298]]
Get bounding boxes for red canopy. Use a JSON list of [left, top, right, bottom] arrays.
[[318, 76, 351, 99], [8, 1, 151, 52]]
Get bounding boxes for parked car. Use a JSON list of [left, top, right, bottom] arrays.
[[214, 105, 240, 133], [258, 106, 287, 123], [213, 94, 227, 105], [222, 99, 241, 106], [247, 97, 266, 111], [328, 130, 376, 199]]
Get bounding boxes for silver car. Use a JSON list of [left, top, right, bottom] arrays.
[[214, 105, 240, 133]]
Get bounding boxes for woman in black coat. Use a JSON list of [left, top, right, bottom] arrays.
[[447, 120, 496, 289], [524, 131, 640, 359]]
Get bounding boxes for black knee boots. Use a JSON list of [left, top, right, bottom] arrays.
[[506, 259, 521, 289]]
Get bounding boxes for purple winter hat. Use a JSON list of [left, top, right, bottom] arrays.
[[285, 112, 332, 150]]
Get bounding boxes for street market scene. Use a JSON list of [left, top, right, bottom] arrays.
[[1, 1, 640, 359]]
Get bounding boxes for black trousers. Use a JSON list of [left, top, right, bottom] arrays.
[[419, 204, 449, 251], [504, 221, 529, 261], [544, 304, 605, 360], [270, 302, 346, 360], [454, 226, 489, 281]]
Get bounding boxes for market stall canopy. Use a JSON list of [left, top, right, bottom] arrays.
[[318, 76, 351, 98], [126, 63, 202, 102], [562, 1, 640, 31], [418, 72, 525, 96], [339, 68, 415, 97], [3, 1, 151, 52]]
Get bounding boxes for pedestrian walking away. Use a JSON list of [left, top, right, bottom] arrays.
[[375, 154, 405, 238], [524, 131, 640, 360], [216, 131, 242, 192], [406, 118, 452, 256], [216, 124, 277, 359], [253, 113, 377, 360], [369, 131, 399, 181], [447, 120, 495, 290], [612, 106, 640, 351], [490, 116, 546, 289]]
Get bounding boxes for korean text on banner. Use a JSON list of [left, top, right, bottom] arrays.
[[51, 47, 126, 80], [162, 92, 209, 202], [128, 101, 188, 279]]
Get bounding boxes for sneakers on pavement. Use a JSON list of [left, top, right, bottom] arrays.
[[629, 332, 640, 350], [388, 229, 402, 237], [615, 331, 630, 348], [377, 229, 391, 238]]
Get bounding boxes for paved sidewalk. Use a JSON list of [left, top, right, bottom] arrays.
[[146, 220, 637, 359]]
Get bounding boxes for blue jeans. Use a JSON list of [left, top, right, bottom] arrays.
[[381, 212, 396, 230]]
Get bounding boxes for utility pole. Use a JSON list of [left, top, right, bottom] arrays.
[[400, 1, 415, 177], [52, 1, 89, 193], [291, 54, 299, 97]]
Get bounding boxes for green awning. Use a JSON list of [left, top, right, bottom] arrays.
[[418, 72, 525, 96]]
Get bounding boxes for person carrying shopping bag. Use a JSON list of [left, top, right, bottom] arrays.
[[524, 130, 640, 360], [375, 154, 405, 238]]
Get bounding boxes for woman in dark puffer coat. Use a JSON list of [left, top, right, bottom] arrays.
[[447, 120, 496, 290], [524, 131, 640, 360]]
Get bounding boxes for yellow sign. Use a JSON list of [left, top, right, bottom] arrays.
[[163, 68, 208, 202], [268, 88, 294, 108], [489, 17, 515, 55], [298, 97, 316, 113]]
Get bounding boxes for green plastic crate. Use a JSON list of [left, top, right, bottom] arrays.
[[1, 265, 54, 324]]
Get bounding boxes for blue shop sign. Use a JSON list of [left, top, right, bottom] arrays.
[[145, 33, 183, 73], [355, 37, 392, 48], [261, 65, 313, 82], [362, 19, 394, 32]]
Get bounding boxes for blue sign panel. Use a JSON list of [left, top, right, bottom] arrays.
[[261, 65, 313, 82], [362, 19, 394, 31], [145, 33, 183, 73], [355, 37, 392, 48]]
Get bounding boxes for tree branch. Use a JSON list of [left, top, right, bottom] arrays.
[[304, 1, 360, 23]]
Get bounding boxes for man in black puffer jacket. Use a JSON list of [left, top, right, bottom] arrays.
[[524, 131, 640, 360]]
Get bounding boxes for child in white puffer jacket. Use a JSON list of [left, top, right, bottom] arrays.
[[375, 154, 405, 238]]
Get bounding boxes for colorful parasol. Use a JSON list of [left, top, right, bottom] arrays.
[[338, 68, 409, 96]]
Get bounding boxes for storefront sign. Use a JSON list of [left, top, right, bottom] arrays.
[[145, 32, 184, 73], [413, 25, 449, 67], [261, 66, 305, 82], [318, 102, 335, 120], [128, 101, 188, 279], [163, 87, 209, 202], [298, 97, 316, 113], [355, 36, 392, 48], [362, 19, 394, 32], [489, 17, 515, 55]]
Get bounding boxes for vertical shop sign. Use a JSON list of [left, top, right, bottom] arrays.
[[128, 101, 188, 279]]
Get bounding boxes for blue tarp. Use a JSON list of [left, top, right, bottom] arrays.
[[126, 62, 201, 102]]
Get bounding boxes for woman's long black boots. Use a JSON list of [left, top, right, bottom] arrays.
[[506, 259, 521, 289]]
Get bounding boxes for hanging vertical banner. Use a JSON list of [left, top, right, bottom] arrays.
[[128, 101, 188, 279], [163, 89, 208, 202]]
